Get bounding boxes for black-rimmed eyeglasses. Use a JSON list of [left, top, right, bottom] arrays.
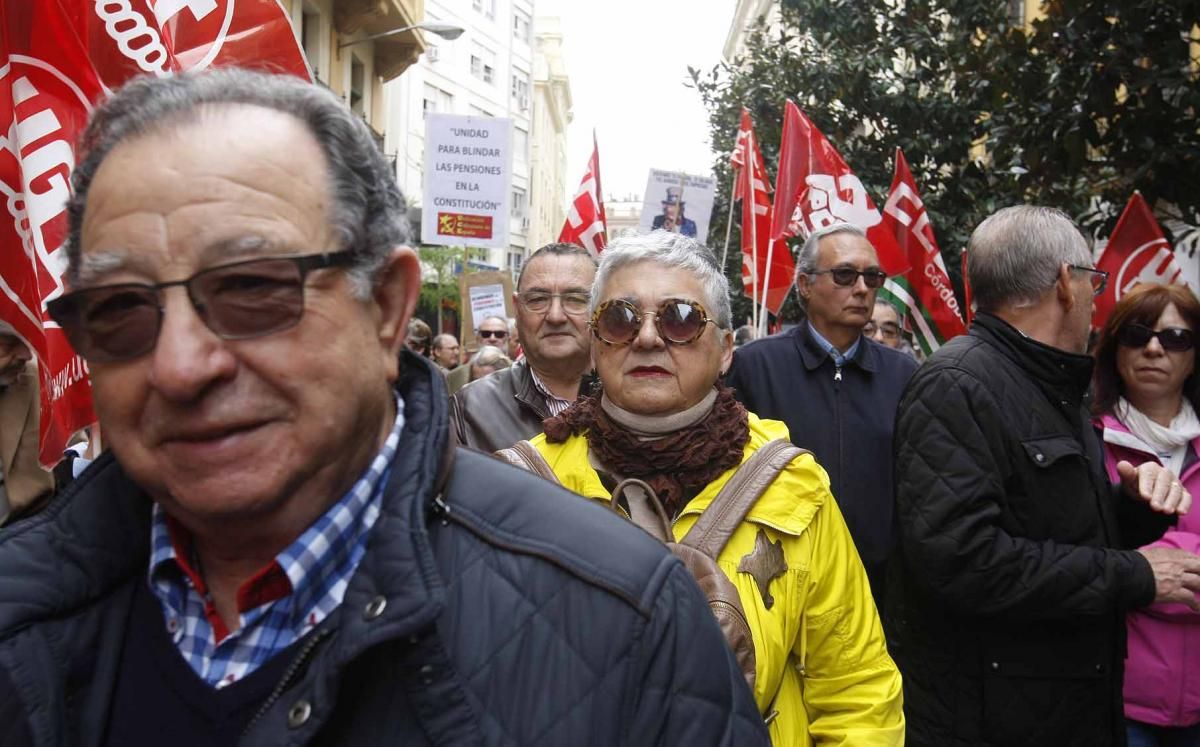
[[1068, 265, 1108, 297], [47, 252, 356, 363]]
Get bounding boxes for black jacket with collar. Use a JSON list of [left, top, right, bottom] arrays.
[[724, 321, 918, 573], [887, 312, 1165, 746], [0, 353, 767, 746]]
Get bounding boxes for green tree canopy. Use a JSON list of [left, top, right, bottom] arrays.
[[694, 0, 1200, 323]]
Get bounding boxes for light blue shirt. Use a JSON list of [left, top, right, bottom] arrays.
[[807, 322, 861, 368]]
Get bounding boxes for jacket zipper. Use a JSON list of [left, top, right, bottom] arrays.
[[241, 626, 335, 736]]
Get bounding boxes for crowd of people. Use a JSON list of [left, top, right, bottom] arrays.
[[0, 67, 1197, 746]]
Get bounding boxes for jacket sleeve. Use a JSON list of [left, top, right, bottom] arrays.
[[895, 367, 1154, 620], [625, 558, 770, 746], [799, 495, 905, 745]]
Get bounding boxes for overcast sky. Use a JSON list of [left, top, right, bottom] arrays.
[[540, 0, 732, 202]]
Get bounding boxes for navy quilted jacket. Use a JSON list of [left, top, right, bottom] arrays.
[[887, 313, 1166, 747], [0, 354, 767, 746]]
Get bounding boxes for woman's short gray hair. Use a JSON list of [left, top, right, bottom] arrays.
[[967, 206, 1092, 311], [65, 67, 409, 298], [590, 231, 731, 329]]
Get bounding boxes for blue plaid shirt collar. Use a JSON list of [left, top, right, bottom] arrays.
[[148, 395, 405, 688]]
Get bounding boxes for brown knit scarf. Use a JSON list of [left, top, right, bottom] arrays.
[[543, 384, 751, 515]]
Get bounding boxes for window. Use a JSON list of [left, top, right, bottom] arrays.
[[349, 55, 366, 117], [514, 127, 529, 162], [299, 5, 323, 79], [507, 248, 524, 276], [470, 104, 494, 118], [423, 84, 453, 116], [511, 187, 527, 219], [470, 44, 496, 84], [513, 11, 531, 44], [1006, 0, 1025, 28], [473, 0, 495, 20], [511, 71, 530, 110]]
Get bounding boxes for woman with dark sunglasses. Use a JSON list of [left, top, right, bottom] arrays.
[[497, 231, 903, 745], [1092, 283, 1200, 747]]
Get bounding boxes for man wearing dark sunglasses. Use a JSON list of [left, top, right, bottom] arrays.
[[445, 315, 509, 395], [890, 205, 1200, 746], [0, 69, 766, 746], [725, 223, 918, 608]]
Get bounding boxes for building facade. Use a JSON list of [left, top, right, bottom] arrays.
[[527, 17, 573, 253], [383, 0, 538, 275], [282, 0, 427, 140]]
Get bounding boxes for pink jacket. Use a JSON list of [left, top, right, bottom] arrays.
[[1095, 413, 1200, 727]]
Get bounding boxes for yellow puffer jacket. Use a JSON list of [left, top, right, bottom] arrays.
[[529, 414, 904, 746]]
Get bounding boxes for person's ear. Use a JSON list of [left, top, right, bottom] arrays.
[[718, 328, 735, 375], [1055, 263, 1075, 311], [373, 246, 421, 382], [796, 271, 812, 301]]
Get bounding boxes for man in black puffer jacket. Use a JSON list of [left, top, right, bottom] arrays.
[[889, 206, 1200, 746], [0, 68, 767, 746]]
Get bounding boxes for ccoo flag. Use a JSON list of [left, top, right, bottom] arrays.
[[559, 132, 607, 256], [1093, 192, 1187, 329], [770, 100, 908, 276], [879, 148, 966, 355], [1, 0, 311, 465]]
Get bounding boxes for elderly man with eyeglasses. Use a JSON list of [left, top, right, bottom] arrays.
[[0, 70, 767, 746], [725, 223, 919, 610], [890, 206, 1200, 746], [450, 243, 598, 453]]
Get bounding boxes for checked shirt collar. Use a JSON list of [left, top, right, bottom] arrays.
[[148, 396, 405, 689]]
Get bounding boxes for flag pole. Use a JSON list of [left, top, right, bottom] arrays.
[[750, 194, 760, 334], [719, 168, 737, 272], [758, 237, 775, 337]]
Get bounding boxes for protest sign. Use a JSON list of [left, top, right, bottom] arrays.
[[423, 113, 512, 249], [459, 271, 514, 351], [638, 169, 716, 243]]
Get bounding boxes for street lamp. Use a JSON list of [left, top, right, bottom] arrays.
[[338, 21, 465, 50]]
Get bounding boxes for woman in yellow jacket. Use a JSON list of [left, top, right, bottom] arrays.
[[508, 231, 903, 745]]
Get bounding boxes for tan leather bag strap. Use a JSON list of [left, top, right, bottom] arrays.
[[679, 439, 805, 558], [494, 440, 561, 485]]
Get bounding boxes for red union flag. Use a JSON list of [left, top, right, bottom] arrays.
[[65, 0, 311, 87], [730, 108, 792, 315], [559, 132, 607, 256], [880, 148, 966, 355], [770, 100, 908, 276], [2, 0, 105, 466], [1093, 192, 1186, 329], [2, 0, 310, 466]]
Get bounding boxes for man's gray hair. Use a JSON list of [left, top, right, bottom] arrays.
[[967, 205, 1091, 312], [590, 230, 731, 329], [65, 68, 409, 297], [469, 346, 512, 370], [432, 333, 457, 351], [475, 315, 508, 332], [793, 223, 868, 310]]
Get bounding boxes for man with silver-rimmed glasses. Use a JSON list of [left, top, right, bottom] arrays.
[[450, 242, 598, 453]]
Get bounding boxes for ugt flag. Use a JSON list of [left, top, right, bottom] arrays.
[[880, 148, 966, 355], [770, 100, 908, 276], [1093, 192, 1187, 329], [1, 0, 310, 466], [731, 108, 792, 315], [559, 131, 607, 256]]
